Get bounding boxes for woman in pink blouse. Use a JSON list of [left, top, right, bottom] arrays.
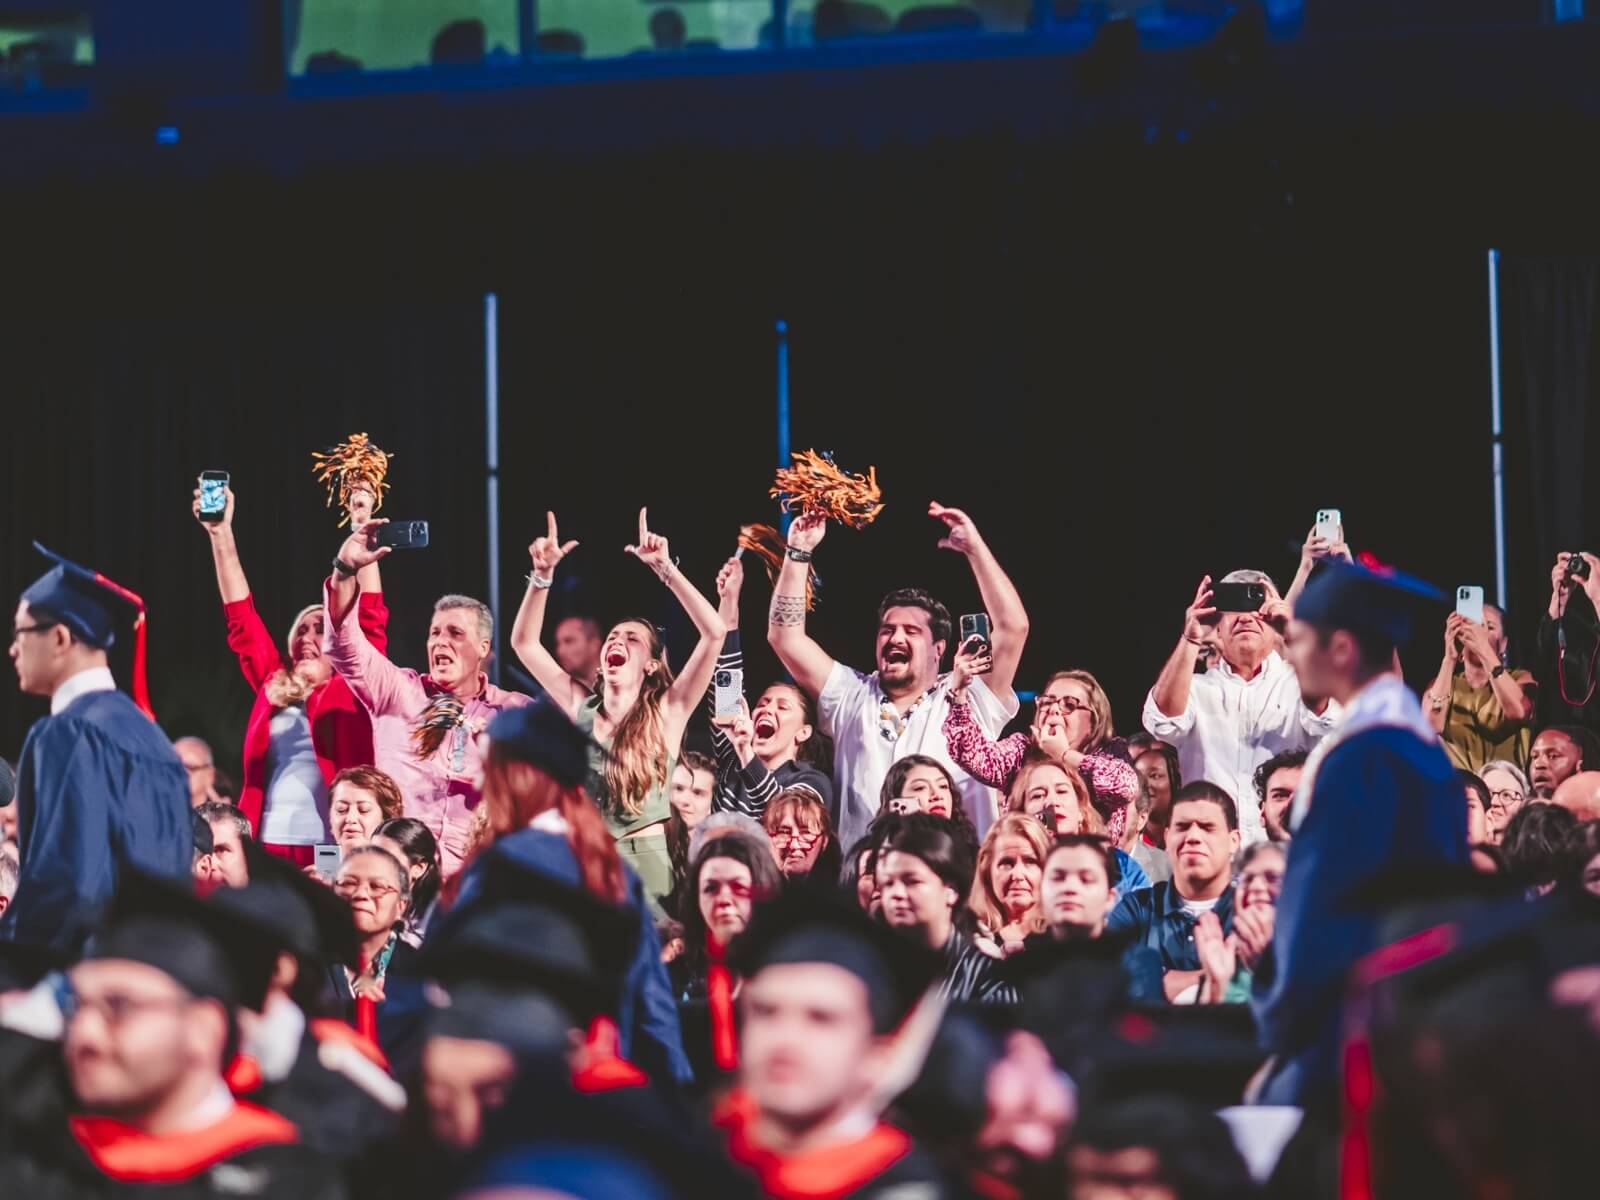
[[942, 641, 1140, 844]]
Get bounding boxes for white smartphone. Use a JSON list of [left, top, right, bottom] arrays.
[[1455, 585, 1485, 625], [713, 668, 744, 719], [313, 843, 341, 883], [1314, 508, 1342, 544]]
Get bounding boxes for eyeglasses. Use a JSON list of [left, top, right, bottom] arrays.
[[9, 624, 54, 644], [335, 877, 400, 901], [1239, 870, 1284, 889], [63, 989, 192, 1026], [1036, 695, 1091, 715], [771, 827, 821, 848], [1488, 789, 1526, 805]]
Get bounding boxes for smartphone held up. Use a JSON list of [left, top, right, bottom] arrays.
[[198, 471, 229, 523]]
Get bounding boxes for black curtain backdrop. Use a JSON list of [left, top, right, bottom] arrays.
[[0, 136, 1514, 780], [1499, 256, 1600, 686]]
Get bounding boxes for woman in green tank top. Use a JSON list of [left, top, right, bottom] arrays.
[[511, 507, 726, 915]]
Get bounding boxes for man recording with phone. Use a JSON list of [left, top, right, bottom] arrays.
[[324, 519, 531, 878], [1143, 569, 1339, 846], [767, 502, 1026, 850]]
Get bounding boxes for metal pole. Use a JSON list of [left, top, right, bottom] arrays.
[[486, 292, 503, 685], [1488, 250, 1507, 610], [776, 318, 791, 532]]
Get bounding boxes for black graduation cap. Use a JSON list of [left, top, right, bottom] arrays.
[[20, 542, 154, 718], [485, 697, 594, 790], [421, 846, 638, 1023], [727, 889, 941, 1034], [83, 868, 278, 1012], [1085, 1005, 1268, 1111], [206, 839, 361, 980], [1293, 557, 1446, 646]]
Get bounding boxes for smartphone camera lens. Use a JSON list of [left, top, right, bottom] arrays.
[[715, 671, 731, 687]]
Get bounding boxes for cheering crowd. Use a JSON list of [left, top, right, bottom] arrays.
[[1, 468, 1599, 1200]]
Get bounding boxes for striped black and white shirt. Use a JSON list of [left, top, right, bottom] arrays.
[[707, 631, 836, 823]]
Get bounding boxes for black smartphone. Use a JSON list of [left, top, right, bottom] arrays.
[[198, 471, 229, 523], [1212, 581, 1266, 613], [959, 612, 992, 654], [376, 520, 430, 551]]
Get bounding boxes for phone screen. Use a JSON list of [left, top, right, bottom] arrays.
[[199, 473, 228, 518]]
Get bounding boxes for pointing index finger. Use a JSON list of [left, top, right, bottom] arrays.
[[639, 507, 650, 541], [547, 511, 558, 542]]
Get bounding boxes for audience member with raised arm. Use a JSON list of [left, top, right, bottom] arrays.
[[323, 518, 530, 878], [510, 508, 725, 913], [766, 503, 1025, 849], [195, 482, 386, 864], [705, 554, 834, 822], [1143, 569, 1339, 845], [1423, 602, 1537, 771]]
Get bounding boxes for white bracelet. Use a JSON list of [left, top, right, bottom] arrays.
[[527, 571, 553, 590]]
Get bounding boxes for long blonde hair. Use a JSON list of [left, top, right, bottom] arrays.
[[263, 604, 325, 709], [602, 619, 675, 819]]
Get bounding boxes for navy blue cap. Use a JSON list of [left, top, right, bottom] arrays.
[[1293, 558, 1446, 646], [20, 542, 144, 650], [485, 697, 593, 789]]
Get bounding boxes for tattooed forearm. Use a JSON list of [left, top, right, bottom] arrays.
[[770, 594, 807, 628]]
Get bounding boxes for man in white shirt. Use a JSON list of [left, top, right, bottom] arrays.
[[1143, 569, 1338, 846], [767, 503, 1027, 849]]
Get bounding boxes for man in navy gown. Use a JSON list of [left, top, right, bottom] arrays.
[[3, 544, 190, 951]]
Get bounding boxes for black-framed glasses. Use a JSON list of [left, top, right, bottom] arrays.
[[9, 623, 54, 644], [1036, 695, 1091, 715]]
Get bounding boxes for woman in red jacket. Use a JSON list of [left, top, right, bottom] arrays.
[[194, 482, 388, 864]]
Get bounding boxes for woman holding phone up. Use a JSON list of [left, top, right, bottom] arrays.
[[193, 481, 386, 864], [510, 509, 725, 914]]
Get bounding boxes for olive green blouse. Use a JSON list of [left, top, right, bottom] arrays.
[[1439, 668, 1537, 773], [572, 694, 673, 839]]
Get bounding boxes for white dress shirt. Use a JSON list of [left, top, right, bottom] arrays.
[[1142, 651, 1340, 846], [50, 665, 116, 715], [819, 662, 1018, 849]]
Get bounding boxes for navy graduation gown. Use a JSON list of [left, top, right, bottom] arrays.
[[1252, 725, 1467, 1104], [1, 690, 190, 951]]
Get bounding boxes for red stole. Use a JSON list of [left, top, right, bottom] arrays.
[[707, 933, 739, 1072], [69, 1102, 298, 1183], [714, 1089, 914, 1200]]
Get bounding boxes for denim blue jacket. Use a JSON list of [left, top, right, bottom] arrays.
[[1105, 880, 1236, 973]]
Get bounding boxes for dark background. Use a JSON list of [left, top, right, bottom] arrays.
[[3, 26, 1596, 779]]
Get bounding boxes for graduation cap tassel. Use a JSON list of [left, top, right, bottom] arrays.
[[93, 571, 154, 722]]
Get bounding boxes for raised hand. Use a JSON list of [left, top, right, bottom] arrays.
[[716, 554, 745, 626], [713, 697, 755, 765], [529, 511, 580, 577], [949, 635, 993, 696], [929, 501, 986, 556], [1443, 613, 1465, 664], [785, 510, 827, 555], [1231, 903, 1275, 971], [338, 519, 391, 571], [1183, 576, 1220, 646], [624, 507, 672, 577], [1300, 524, 1353, 571], [1454, 613, 1498, 668], [347, 486, 376, 531], [1194, 910, 1236, 998], [192, 483, 235, 535]]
